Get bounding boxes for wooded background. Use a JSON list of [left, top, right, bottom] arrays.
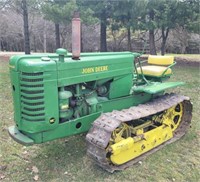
[[0, 0, 199, 55]]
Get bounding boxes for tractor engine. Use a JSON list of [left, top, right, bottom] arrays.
[[9, 49, 140, 144]]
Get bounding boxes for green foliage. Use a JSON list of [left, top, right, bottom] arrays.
[[80, 0, 118, 25], [42, 0, 77, 24], [141, 0, 199, 32], [137, 0, 199, 54], [176, 0, 200, 33], [42, 0, 98, 25], [112, 0, 147, 31], [76, 0, 98, 25]]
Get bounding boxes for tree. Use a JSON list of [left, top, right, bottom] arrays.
[[81, 0, 118, 52], [157, 0, 199, 55], [21, 0, 30, 54], [42, 0, 97, 50], [139, 0, 199, 55], [1, 0, 43, 53], [1, 0, 199, 54], [112, 0, 147, 51], [42, 0, 77, 49], [143, 0, 162, 55], [0, 0, 31, 54], [146, 0, 199, 55], [0, 0, 11, 10]]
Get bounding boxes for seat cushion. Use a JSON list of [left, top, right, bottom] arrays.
[[148, 55, 174, 65], [137, 65, 172, 77]]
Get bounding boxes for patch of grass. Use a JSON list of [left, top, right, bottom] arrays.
[[0, 59, 199, 182]]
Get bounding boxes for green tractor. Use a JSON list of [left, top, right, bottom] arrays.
[[8, 15, 192, 173]]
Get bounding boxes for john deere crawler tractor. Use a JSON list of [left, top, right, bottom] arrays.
[[8, 14, 192, 172]]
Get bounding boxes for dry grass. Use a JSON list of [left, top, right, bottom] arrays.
[[0, 57, 200, 182]]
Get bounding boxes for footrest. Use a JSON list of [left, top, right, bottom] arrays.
[[133, 82, 184, 94]]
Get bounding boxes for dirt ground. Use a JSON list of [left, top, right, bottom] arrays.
[[174, 57, 200, 67]]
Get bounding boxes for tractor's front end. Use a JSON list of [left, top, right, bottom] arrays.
[[9, 54, 59, 144]]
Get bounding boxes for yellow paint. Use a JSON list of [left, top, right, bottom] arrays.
[[136, 128, 144, 135], [110, 125, 173, 165], [82, 66, 108, 74], [162, 103, 183, 132], [108, 102, 184, 165], [82, 67, 95, 74], [137, 65, 172, 77], [148, 55, 174, 65], [111, 123, 130, 143]]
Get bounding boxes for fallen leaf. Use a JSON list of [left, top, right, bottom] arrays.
[[32, 166, 39, 174], [33, 175, 39, 181], [22, 151, 28, 155], [138, 161, 142, 165], [0, 175, 5, 180]]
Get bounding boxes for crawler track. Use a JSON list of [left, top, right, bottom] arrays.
[[86, 93, 192, 173]]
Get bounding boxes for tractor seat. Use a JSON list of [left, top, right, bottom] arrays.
[[137, 55, 175, 77], [137, 65, 172, 77]]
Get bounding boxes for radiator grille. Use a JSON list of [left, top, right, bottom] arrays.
[[20, 72, 45, 122]]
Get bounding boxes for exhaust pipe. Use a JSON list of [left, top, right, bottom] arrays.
[[72, 11, 81, 60]]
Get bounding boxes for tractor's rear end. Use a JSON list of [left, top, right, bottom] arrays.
[[86, 54, 192, 172]]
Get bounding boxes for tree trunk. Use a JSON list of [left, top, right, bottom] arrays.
[[22, 0, 30, 54], [127, 26, 132, 51], [161, 27, 169, 55], [148, 9, 156, 55], [149, 30, 157, 55], [100, 13, 107, 52], [33, 35, 36, 52], [43, 20, 47, 52], [55, 23, 60, 49]]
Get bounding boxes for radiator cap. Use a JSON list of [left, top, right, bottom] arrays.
[[56, 48, 68, 62]]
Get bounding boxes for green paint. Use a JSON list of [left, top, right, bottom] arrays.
[[8, 49, 184, 145], [133, 82, 185, 94]]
